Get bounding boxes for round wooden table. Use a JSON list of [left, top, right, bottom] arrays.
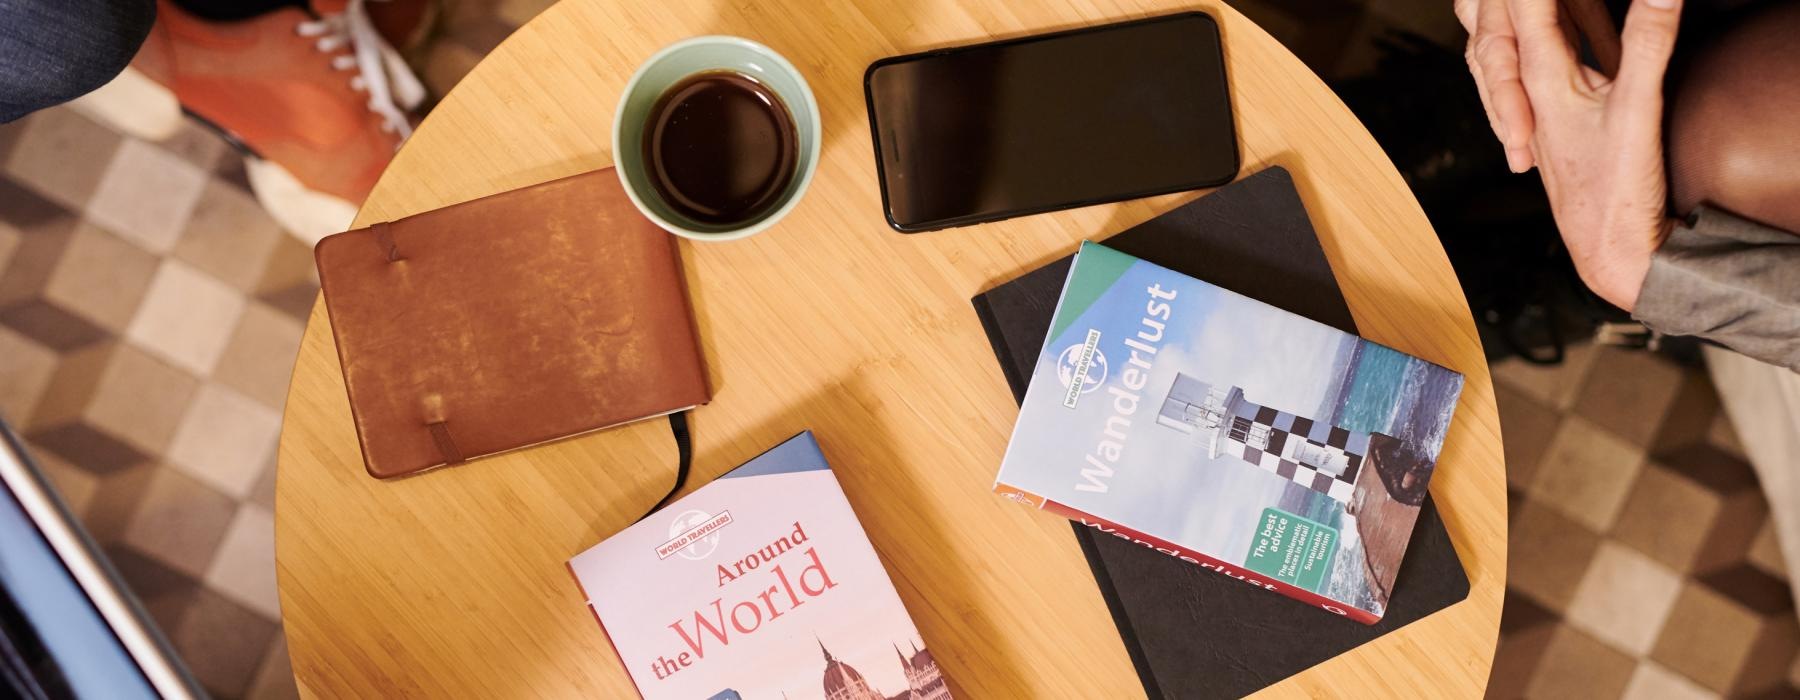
[[276, 0, 1507, 696]]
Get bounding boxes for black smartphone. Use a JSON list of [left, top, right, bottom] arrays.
[[860, 12, 1238, 232], [864, 12, 1239, 232]]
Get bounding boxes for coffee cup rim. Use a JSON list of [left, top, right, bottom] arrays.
[[612, 35, 822, 242]]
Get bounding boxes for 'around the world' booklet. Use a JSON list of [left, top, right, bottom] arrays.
[[569, 432, 953, 700], [994, 242, 1464, 623]]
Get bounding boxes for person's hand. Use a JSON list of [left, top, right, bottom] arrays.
[[1510, 0, 1681, 312], [1457, 0, 1620, 172]]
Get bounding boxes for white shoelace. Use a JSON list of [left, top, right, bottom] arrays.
[[295, 0, 425, 143]]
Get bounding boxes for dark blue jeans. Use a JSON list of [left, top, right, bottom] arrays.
[[0, 0, 156, 123]]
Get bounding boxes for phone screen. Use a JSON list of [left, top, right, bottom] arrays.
[[865, 13, 1238, 232]]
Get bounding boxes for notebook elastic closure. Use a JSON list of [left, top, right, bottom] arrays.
[[420, 393, 463, 465]]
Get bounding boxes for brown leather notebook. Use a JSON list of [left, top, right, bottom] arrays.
[[314, 169, 710, 479]]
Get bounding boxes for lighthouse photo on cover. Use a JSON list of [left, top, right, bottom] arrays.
[[995, 242, 1464, 622]]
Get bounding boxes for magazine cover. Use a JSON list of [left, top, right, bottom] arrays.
[[569, 432, 952, 700], [993, 242, 1464, 623]]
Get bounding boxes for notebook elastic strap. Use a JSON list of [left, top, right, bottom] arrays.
[[637, 412, 692, 522], [426, 422, 464, 465]]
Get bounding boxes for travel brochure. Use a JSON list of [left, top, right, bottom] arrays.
[[993, 242, 1464, 623], [569, 432, 952, 700]]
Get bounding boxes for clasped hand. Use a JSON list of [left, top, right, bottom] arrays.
[[1456, 0, 1683, 312]]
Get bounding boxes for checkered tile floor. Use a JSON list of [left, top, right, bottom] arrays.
[[0, 107, 307, 699], [1488, 346, 1799, 698], [0, 1, 553, 697], [1, 1, 1795, 698]]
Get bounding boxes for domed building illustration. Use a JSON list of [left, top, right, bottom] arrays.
[[820, 641, 882, 700], [814, 638, 950, 700]]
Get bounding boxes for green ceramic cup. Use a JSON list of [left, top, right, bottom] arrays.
[[612, 36, 822, 242]]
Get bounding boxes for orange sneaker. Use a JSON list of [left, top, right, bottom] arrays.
[[75, 0, 429, 242], [353, 0, 442, 60]]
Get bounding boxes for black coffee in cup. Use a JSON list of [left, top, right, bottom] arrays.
[[643, 71, 798, 226]]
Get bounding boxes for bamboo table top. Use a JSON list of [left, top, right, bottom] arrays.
[[276, 0, 1506, 696]]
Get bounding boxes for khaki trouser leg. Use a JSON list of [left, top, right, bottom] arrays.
[[1705, 346, 1800, 615]]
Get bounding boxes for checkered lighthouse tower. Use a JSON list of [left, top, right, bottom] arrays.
[[1155, 374, 1371, 502]]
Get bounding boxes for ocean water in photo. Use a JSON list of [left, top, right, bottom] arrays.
[[1285, 339, 1464, 616], [1335, 343, 1409, 435], [1332, 341, 1462, 462]]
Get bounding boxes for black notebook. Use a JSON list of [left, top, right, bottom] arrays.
[[972, 167, 1470, 698]]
